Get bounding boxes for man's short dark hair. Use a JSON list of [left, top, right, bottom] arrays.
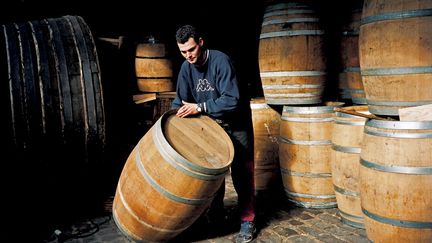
[[176, 24, 201, 44]]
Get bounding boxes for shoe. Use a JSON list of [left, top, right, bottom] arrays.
[[235, 221, 256, 243]]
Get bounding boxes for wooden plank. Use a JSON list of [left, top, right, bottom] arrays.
[[97, 36, 125, 49], [334, 107, 394, 121], [156, 91, 176, 99], [399, 104, 432, 121], [133, 93, 157, 104]]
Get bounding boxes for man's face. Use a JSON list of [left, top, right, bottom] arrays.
[[177, 37, 203, 64]]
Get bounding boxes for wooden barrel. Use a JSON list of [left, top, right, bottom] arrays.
[[279, 102, 343, 208], [1, 15, 105, 236], [331, 105, 369, 229], [2, 15, 105, 162], [339, 5, 366, 104], [135, 38, 174, 92], [250, 97, 281, 191], [112, 110, 234, 242], [258, 1, 326, 105], [359, 0, 432, 115], [360, 119, 432, 242]]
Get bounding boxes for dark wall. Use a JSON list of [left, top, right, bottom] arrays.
[[0, 0, 360, 99]]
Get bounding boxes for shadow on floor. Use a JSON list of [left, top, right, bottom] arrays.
[[171, 186, 290, 242]]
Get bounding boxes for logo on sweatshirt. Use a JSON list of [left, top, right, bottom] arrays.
[[196, 79, 215, 92]]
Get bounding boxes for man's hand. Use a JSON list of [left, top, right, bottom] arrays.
[[176, 101, 200, 118]]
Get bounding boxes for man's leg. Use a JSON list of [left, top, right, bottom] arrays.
[[229, 129, 256, 243], [231, 158, 255, 222]]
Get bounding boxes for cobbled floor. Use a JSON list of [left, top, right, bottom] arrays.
[[55, 173, 368, 243]]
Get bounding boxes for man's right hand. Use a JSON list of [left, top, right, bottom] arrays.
[[176, 100, 200, 118]]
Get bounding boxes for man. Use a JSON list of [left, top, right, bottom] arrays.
[[171, 24, 256, 243]]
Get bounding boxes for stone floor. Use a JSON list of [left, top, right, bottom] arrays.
[[40, 173, 368, 243]]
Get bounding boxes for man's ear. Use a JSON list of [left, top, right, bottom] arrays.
[[199, 38, 204, 47]]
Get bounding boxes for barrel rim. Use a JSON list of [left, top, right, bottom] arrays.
[[282, 102, 344, 114], [157, 110, 234, 175], [366, 119, 432, 130]]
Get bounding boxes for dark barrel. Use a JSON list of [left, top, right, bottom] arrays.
[[0, 15, 105, 240]]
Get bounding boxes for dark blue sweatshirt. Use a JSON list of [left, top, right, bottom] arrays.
[[172, 49, 251, 127]]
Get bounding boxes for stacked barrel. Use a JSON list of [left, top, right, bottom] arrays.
[[134, 36, 175, 122], [135, 36, 174, 93], [338, 5, 365, 104], [256, 0, 344, 209], [258, 1, 326, 105], [357, 0, 432, 241], [359, 0, 432, 116], [258, 2, 432, 241]]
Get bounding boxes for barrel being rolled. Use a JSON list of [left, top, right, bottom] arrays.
[[112, 110, 234, 242], [359, 0, 432, 115], [258, 1, 326, 105], [360, 119, 432, 242]]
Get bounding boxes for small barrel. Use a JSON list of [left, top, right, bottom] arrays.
[[135, 38, 174, 92], [360, 119, 432, 242], [279, 102, 343, 208], [112, 110, 234, 242], [331, 105, 369, 228]]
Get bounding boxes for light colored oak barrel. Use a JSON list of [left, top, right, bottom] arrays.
[[258, 1, 326, 105], [250, 97, 281, 191], [279, 102, 343, 208], [360, 119, 432, 242], [339, 6, 366, 104], [359, 0, 432, 115], [112, 111, 234, 242], [135, 40, 174, 92], [331, 105, 369, 229]]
